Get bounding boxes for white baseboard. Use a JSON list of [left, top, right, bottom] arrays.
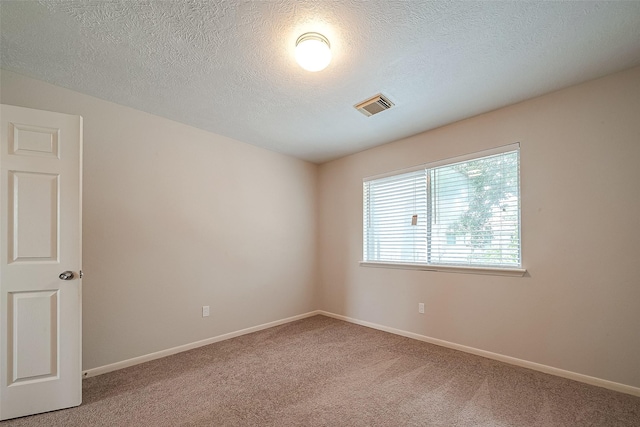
[[317, 310, 640, 397], [83, 309, 640, 398], [83, 310, 322, 378]]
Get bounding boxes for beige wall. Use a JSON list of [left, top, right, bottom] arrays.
[[1, 70, 319, 370], [318, 66, 640, 388]]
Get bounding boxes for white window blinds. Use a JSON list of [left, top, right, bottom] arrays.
[[363, 169, 428, 263], [363, 145, 521, 269]]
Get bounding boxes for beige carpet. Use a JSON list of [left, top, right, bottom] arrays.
[[4, 315, 639, 426]]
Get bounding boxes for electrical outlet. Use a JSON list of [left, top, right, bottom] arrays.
[[418, 303, 425, 314], [202, 306, 210, 317]]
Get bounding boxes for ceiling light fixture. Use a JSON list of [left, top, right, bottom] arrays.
[[295, 32, 331, 72]]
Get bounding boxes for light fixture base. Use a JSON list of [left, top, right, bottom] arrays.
[[295, 32, 332, 72], [296, 32, 331, 49]]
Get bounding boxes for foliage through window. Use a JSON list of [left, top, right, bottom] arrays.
[[363, 145, 521, 269]]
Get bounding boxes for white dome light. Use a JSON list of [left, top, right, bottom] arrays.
[[295, 32, 331, 72]]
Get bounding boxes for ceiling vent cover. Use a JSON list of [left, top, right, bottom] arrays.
[[355, 94, 394, 117]]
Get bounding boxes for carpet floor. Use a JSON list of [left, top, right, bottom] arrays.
[[3, 315, 639, 426]]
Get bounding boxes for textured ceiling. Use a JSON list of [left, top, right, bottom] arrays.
[[1, 1, 640, 163]]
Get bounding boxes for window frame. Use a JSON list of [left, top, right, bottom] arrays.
[[361, 143, 526, 277]]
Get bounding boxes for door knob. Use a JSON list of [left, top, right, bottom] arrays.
[[59, 271, 75, 280]]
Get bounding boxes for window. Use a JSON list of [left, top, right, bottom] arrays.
[[363, 144, 523, 275]]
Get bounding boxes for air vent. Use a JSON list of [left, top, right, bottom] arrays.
[[355, 94, 394, 117]]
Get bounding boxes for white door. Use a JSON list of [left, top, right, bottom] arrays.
[[0, 104, 82, 420]]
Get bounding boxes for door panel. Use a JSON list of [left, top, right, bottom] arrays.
[[10, 123, 60, 158], [1, 104, 82, 420], [10, 171, 59, 262], [9, 290, 59, 383]]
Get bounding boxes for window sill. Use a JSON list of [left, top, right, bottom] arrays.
[[359, 261, 526, 277]]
